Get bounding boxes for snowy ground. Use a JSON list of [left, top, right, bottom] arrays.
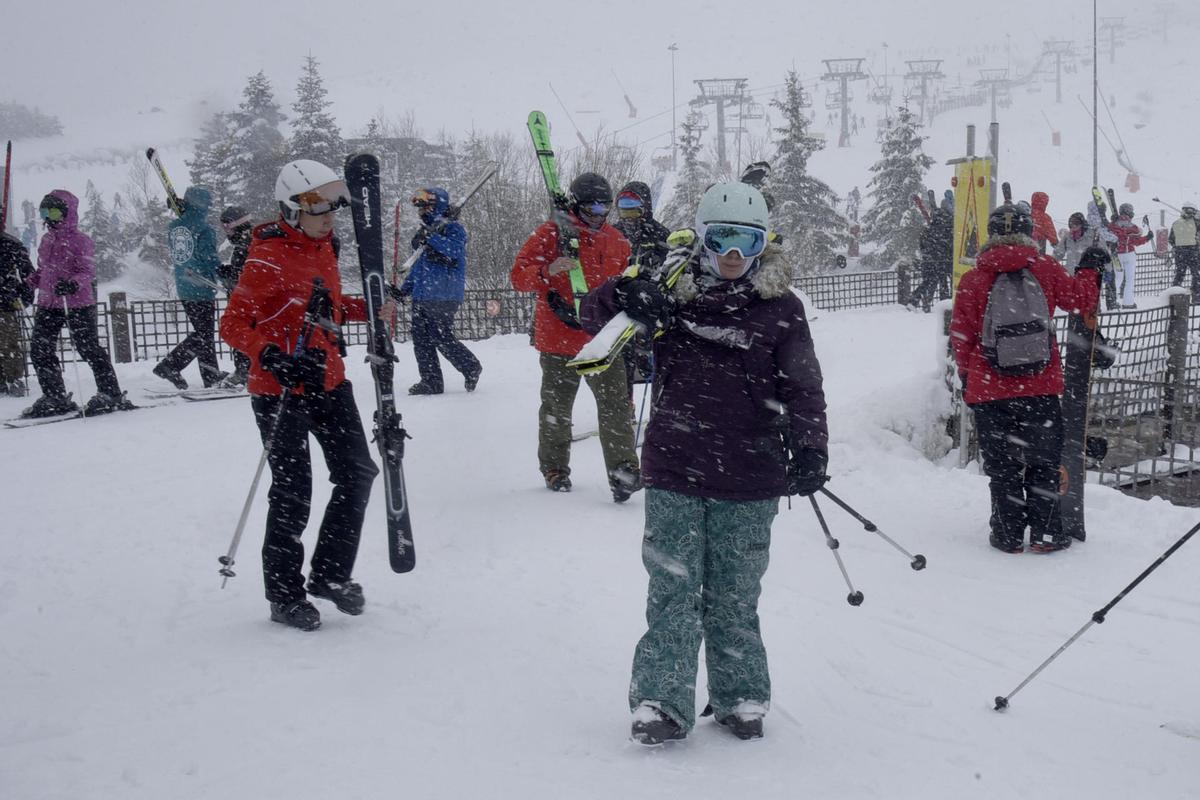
[[2, 305, 1198, 800]]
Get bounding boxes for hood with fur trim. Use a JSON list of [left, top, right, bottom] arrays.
[[670, 240, 792, 305]]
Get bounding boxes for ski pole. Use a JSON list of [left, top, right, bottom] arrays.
[[994, 519, 1200, 711], [634, 351, 653, 448], [818, 487, 927, 570], [808, 494, 865, 607], [1151, 196, 1183, 215], [63, 296, 85, 419]]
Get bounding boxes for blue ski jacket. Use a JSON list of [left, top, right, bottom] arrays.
[[401, 187, 468, 303], [170, 186, 222, 301]]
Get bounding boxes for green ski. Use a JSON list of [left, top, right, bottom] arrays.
[[526, 111, 589, 312]]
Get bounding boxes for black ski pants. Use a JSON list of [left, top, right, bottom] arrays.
[[30, 305, 120, 399], [972, 395, 1064, 546], [411, 300, 480, 391], [159, 300, 222, 386], [1172, 246, 1200, 299], [251, 381, 379, 605]]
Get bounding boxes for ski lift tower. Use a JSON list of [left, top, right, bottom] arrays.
[[691, 78, 749, 176], [732, 98, 765, 174], [904, 60, 944, 126], [821, 58, 866, 147], [976, 68, 1010, 124], [1042, 40, 1074, 104], [1099, 17, 1124, 64]]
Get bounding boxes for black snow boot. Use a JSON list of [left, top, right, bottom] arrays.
[[306, 577, 365, 616], [407, 381, 443, 395], [631, 703, 686, 746], [716, 713, 764, 740], [22, 394, 78, 419], [83, 391, 134, 416], [609, 462, 643, 503], [270, 599, 321, 631], [153, 362, 188, 390], [543, 469, 572, 492], [464, 365, 482, 392]]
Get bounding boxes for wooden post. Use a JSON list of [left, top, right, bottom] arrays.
[[1162, 293, 1191, 445], [107, 291, 133, 364]]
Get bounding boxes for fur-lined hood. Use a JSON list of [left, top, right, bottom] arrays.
[[667, 239, 792, 304]]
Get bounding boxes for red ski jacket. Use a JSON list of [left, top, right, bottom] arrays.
[[1031, 192, 1058, 248], [220, 220, 368, 397], [950, 235, 1100, 406], [1107, 217, 1152, 254]]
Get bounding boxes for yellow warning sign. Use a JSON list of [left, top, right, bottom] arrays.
[[951, 158, 992, 294]]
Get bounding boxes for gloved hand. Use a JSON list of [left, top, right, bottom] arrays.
[[787, 447, 829, 497], [260, 345, 327, 390], [412, 227, 430, 250], [613, 276, 674, 333], [54, 279, 79, 297], [1142, 215, 1151, 230], [386, 284, 411, 303]]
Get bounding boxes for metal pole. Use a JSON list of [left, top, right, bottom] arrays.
[[989, 122, 999, 213], [669, 44, 678, 171], [840, 75, 851, 147], [1055, 53, 1063, 104], [1093, 0, 1099, 187], [990, 85, 997, 124]]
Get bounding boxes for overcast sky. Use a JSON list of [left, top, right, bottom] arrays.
[[13, 0, 1184, 149]]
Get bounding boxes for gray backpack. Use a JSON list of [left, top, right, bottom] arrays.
[[981, 268, 1053, 376]]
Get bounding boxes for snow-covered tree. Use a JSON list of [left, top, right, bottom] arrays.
[[860, 106, 934, 269], [228, 71, 287, 218], [80, 181, 123, 282], [770, 70, 849, 274], [187, 111, 240, 212], [289, 56, 344, 167], [659, 109, 713, 229]]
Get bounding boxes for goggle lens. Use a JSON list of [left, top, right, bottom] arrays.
[[411, 190, 437, 209], [40, 207, 65, 222], [294, 181, 351, 215], [616, 196, 644, 210], [702, 223, 767, 258], [582, 201, 610, 216]]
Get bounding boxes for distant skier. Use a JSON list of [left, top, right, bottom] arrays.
[[510, 172, 640, 501], [910, 198, 954, 311], [22, 190, 131, 418], [613, 180, 671, 390], [220, 159, 386, 632], [1030, 191, 1058, 255], [582, 182, 829, 744], [0, 223, 35, 396], [1169, 201, 1200, 299], [217, 205, 254, 386], [1053, 211, 1092, 274], [1107, 202, 1152, 309], [1088, 200, 1120, 310], [153, 186, 226, 389], [398, 186, 481, 395]]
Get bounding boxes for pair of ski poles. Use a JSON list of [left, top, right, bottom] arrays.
[[800, 486, 927, 607]]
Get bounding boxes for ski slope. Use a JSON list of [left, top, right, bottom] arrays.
[[2, 306, 1197, 800]]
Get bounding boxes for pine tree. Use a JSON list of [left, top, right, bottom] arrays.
[[289, 56, 344, 166], [659, 109, 712, 229], [770, 70, 849, 274], [860, 106, 934, 270], [188, 111, 240, 212], [80, 181, 123, 282], [228, 71, 287, 218]]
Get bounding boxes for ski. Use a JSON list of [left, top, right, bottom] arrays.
[[181, 389, 248, 402], [1, 140, 11, 232], [911, 193, 931, 224], [527, 111, 589, 315], [396, 161, 499, 279], [345, 152, 415, 574], [146, 147, 184, 217], [1091, 186, 1110, 223], [5, 403, 146, 429]]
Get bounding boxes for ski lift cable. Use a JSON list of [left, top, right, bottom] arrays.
[[1096, 82, 1134, 169]]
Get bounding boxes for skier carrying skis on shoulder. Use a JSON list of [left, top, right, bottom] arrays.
[[581, 182, 829, 745], [510, 172, 641, 501], [23, 190, 131, 418], [1106, 202, 1152, 309], [220, 159, 390, 632], [216, 205, 254, 386]]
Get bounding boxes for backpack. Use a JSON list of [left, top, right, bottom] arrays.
[[981, 268, 1053, 376]]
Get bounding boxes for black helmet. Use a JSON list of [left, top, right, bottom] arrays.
[[1079, 246, 1111, 270], [1118, 202, 1134, 218], [987, 202, 1033, 238], [569, 172, 612, 207]]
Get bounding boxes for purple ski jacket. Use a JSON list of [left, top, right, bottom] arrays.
[[582, 243, 828, 501], [30, 190, 96, 309]]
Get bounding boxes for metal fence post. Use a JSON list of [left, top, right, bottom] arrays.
[[1162, 292, 1191, 446], [897, 262, 912, 306], [107, 292, 133, 363]]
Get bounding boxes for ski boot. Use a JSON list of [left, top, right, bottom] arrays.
[[21, 393, 79, 419], [464, 365, 482, 392], [631, 702, 686, 746], [1029, 537, 1071, 554], [270, 599, 321, 631], [306, 577, 365, 616], [220, 367, 248, 389], [988, 533, 1024, 554], [202, 370, 230, 389], [543, 469, 572, 492], [408, 381, 443, 396], [83, 391, 134, 417], [153, 362, 188, 390], [609, 462, 643, 503]]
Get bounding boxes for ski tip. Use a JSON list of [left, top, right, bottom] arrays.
[[145, 147, 156, 160], [528, 110, 547, 125]]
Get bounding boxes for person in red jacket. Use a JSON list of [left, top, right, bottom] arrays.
[[1107, 202, 1153, 309], [220, 159, 385, 631], [510, 172, 640, 501], [1030, 191, 1058, 255], [950, 203, 1101, 554]]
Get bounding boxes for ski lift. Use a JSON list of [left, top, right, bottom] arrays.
[[798, 89, 813, 108], [869, 85, 893, 104]]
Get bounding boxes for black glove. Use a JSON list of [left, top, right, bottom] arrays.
[[787, 447, 829, 497], [546, 289, 582, 330], [613, 276, 674, 333], [386, 284, 411, 303], [259, 345, 327, 391], [1142, 215, 1151, 229], [54, 279, 79, 297], [412, 228, 430, 249]]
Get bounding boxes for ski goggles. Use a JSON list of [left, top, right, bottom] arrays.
[[39, 206, 66, 222], [579, 201, 611, 217], [293, 181, 351, 215], [411, 189, 438, 209], [701, 223, 768, 258], [617, 195, 644, 210]]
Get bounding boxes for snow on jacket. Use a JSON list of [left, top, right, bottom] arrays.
[[613, 181, 671, 272], [581, 243, 828, 501], [400, 187, 468, 303], [220, 220, 368, 397], [1107, 215, 1152, 254], [951, 234, 1101, 406], [511, 213, 631, 356], [1, 231, 35, 309], [30, 190, 95, 309], [1031, 192, 1058, 248], [170, 186, 222, 302]]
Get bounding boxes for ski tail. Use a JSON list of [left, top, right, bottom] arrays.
[[146, 148, 184, 216], [912, 193, 931, 224], [1, 141, 11, 232], [1001, 181, 1013, 204]]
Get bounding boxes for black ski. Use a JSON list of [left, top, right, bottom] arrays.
[[1059, 312, 1096, 541], [345, 152, 415, 573]]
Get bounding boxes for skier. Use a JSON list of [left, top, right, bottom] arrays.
[[23, 190, 130, 418], [216, 205, 254, 386], [910, 198, 954, 312], [398, 186, 481, 395], [153, 186, 226, 389], [1107, 202, 1152, 309], [581, 182, 829, 744], [0, 222, 34, 395], [220, 159, 385, 631], [510, 172, 641, 501], [950, 203, 1102, 554], [1030, 191, 1058, 255], [613, 181, 671, 390], [1169, 201, 1200, 299], [1053, 211, 1091, 274]]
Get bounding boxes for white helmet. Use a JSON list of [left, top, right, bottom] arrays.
[[1183, 200, 1198, 214], [275, 159, 347, 223], [695, 181, 770, 230]]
